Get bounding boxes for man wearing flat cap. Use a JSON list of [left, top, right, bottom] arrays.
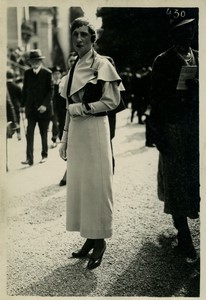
[[21, 49, 53, 165], [150, 9, 200, 260]]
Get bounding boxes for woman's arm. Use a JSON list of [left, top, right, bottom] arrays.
[[68, 81, 121, 117], [59, 109, 70, 161], [86, 81, 121, 114], [61, 109, 70, 143]]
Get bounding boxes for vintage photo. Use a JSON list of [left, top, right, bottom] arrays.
[[1, 0, 205, 298]]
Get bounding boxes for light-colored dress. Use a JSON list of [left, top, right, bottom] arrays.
[[61, 49, 124, 238]]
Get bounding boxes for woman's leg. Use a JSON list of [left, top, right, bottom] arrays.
[[72, 239, 95, 258], [172, 214, 197, 259], [87, 239, 106, 269]]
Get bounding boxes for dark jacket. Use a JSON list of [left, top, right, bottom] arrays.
[[150, 46, 200, 217], [22, 67, 53, 119], [7, 80, 22, 119], [51, 83, 66, 116], [150, 46, 198, 127]]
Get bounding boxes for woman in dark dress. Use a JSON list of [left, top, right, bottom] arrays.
[[150, 13, 200, 260]]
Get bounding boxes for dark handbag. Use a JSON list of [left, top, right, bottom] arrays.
[[82, 81, 106, 117], [82, 81, 126, 115], [82, 81, 103, 107]]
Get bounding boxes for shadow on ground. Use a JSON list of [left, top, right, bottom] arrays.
[[11, 258, 97, 296], [105, 234, 200, 297]]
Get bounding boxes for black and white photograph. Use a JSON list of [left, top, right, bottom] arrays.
[[0, 0, 206, 299]]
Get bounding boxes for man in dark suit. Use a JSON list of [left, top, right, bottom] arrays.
[[21, 49, 53, 165], [50, 65, 66, 148]]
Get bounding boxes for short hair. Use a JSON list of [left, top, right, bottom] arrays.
[[70, 17, 96, 43]]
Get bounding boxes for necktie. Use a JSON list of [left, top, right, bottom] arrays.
[[66, 57, 79, 99]]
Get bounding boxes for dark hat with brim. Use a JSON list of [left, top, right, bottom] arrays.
[[28, 49, 45, 60], [50, 66, 62, 73]]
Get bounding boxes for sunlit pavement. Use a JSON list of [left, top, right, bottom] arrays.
[[4, 109, 200, 297]]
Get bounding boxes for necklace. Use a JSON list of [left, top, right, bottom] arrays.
[[176, 48, 194, 65]]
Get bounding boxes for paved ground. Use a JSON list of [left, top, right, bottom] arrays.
[[1, 109, 201, 298]]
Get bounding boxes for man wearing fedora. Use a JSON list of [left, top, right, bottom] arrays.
[[21, 49, 53, 165], [150, 9, 200, 260]]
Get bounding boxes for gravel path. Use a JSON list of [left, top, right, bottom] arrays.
[[3, 109, 200, 297]]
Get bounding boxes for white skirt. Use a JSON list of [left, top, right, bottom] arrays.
[[66, 114, 113, 238]]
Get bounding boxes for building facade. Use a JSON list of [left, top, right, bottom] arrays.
[[7, 6, 84, 69]]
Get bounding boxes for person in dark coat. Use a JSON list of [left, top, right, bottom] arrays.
[[6, 93, 18, 139], [131, 67, 148, 124], [150, 12, 200, 260], [6, 69, 22, 140], [120, 67, 133, 107], [21, 49, 53, 165], [50, 66, 66, 148]]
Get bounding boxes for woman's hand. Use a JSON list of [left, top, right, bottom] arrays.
[[69, 103, 91, 117], [59, 142, 67, 161]]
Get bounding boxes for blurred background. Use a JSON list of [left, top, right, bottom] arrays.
[[7, 6, 198, 82], [5, 6, 199, 166]]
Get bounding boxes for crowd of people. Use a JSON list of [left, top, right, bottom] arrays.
[[6, 48, 77, 185], [6, 11, 200, 271], [6, 45, 154, 177], [120, 65, 155, 147]]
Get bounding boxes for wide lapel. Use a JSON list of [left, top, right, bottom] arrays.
[[69, 49, 96, 97]]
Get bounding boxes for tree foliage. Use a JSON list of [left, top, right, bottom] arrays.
[[96, 7, 198, 72]]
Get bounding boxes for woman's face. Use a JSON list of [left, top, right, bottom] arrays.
[[72, 25, 92, 58]]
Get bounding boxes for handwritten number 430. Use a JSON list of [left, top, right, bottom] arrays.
[[166, 8, 186, 19]]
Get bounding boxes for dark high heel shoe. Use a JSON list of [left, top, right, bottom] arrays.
[[72, 239, 94, 258], [87, 240, 106, 270]]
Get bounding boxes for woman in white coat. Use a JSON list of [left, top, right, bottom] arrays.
[[59, 17, 124, 269]]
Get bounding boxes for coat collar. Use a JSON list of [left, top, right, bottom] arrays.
[[60, 48, 124, 100]]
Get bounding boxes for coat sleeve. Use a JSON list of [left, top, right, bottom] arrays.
[[83, 57, 122, 114], [86, 81, 121, 114], [42, 71, 54, 108], [149, 55, 168, 154], [21, 70, 28, 107], [150, 55, 167, 130]]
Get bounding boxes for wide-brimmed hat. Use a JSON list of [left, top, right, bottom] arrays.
[[167, 8, 197, 30], [170, 18, 195, 30], [28, 49, 45, 60]]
